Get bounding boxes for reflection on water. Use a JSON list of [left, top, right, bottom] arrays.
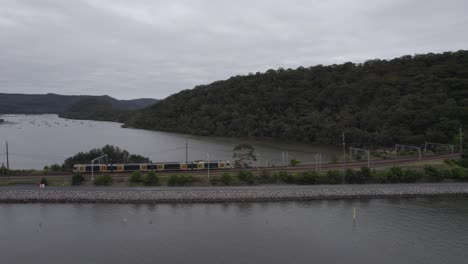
[[1, 198, 468, 264], [0, 114, 340, 169]]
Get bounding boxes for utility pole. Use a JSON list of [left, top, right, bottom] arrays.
[[319, 153, 322, 171], [460, 126, 463, 154], [256, 153, 260, 169], [342, 133, 346, 184], [342, 133, 346, 170], [6, 141, 9, 171], [185, 140, 188, 163], [206, 152, 210, 179]]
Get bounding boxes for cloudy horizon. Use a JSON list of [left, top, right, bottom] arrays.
[[1, 0, 467, 99]]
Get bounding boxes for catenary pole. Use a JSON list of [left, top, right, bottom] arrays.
[[185, 140, 188, 164], [460, 126, 463, 154], [207, 152, 210, 179], [342, 133, 346, 184], [6, 141, 9, 171]]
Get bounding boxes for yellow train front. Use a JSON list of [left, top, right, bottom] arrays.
[[73, 160, 231, 173]]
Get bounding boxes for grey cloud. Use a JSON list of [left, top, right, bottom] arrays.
[[0, 0, 467, 99]]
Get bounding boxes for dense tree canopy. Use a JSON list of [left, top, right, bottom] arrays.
[[62, 145, 150, 170], [126, 51, 468, 147]]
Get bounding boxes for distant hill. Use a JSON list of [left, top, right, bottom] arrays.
[[0, 93, 158, 122], [125, 50, 468, 147]]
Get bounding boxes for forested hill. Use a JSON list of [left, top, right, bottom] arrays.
[[126, 51, 468, 146], [0, 93, 158, 121]]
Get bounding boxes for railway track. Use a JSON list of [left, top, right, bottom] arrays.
[[2, 153, 461, 180]]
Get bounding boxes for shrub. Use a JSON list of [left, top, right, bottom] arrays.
[[289, 159, 301, 166], [71, 173, 85, 186], [345, 169, 358, 184], [423, 166, 442, 182], [326, 170, 342, 184], [210, 176, 221, 185], [168, 175, 193, 186], [256, 170, 272, 184], [386, 167, 404, 183], [316, 173, 331, 184], [129, 171, 143, 183], [440, 169, 453, 180], [451, 167, 467, 181], [401, 169, 421, 183], [40, 178, 48, 186], [144, 171, 159, 186], [373, 171, 388, 183], [94, 174, 113, 186], [359, 167, 373, 183], [220, 173, 233, 185], [237, 171, 255, 185], [278, 171, 295, 184], [297, 171, 318, 185]]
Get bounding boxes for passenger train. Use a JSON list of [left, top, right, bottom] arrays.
[[73, 160, 231, 173]]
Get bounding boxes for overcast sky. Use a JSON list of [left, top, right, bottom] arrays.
[[0, 0, 467, 99]]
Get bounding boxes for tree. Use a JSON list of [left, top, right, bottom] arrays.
[[124, 51, 468, 148], [62, 145, 150, 171], [232, 144, 257, 168]]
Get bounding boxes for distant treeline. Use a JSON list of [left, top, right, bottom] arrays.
[[126, 51, 468, 147], [0, 93, 158, 122]]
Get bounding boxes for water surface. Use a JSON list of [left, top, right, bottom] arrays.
[[1, 198, 467, 264], [0, 114, 340, 169]]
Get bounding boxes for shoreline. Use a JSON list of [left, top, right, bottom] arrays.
[[1, 183, 468, 203]]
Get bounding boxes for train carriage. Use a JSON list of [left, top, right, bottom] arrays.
[[73, 160, 231, 173]]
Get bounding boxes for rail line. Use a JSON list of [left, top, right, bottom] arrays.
[[1, 153, 461, 180]]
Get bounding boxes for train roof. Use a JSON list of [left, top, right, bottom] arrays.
[[73, 160, 230, 166]]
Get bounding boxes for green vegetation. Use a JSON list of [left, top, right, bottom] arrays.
[[126, 51, 468, 147], [40, 178, 48, 186], [60, 97, 130, 122], [62, 145, 150, 171], [129, 171, 143, 183], [237, 171, 255, 184], [0, 93, 157, 117], [144, 171, 159, 186], [167, 175, 193, 186], [220, 173, 234, 185], [71, 173, 85, 186], [232, 144, 257, 168], [94, 174, 113, 186], [290, 159, 301, 166]]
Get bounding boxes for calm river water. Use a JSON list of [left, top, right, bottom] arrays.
[[0, 114, 340, 169], [1, 198, 467, 264]]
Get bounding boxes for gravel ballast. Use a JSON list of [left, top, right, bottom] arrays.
[[1, 183, 468, 203]]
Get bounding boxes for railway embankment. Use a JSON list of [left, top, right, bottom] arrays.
[[1, 183, 468, 203]]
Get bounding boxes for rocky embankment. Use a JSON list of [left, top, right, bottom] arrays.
[[1, 184, 468, 203]]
